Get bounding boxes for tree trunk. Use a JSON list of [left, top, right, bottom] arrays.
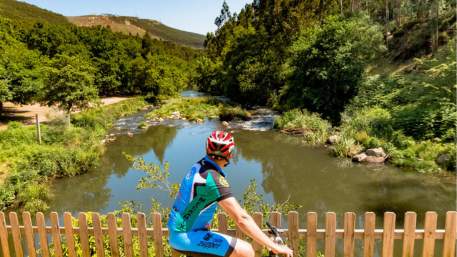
[[340, 0, 343, 15], [431, 0, 440, 52], [0, 102, 3, 115], [66, 111, 71, 127], [385, 0, 390, 34], [395, 0, 401, 26]]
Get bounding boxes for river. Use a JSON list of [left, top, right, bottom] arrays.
[[48, 97, 456, 229]]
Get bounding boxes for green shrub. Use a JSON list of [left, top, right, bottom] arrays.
[[0, 98, 147, 211], [275, 109, 331, 145], [219, 106, 251, 121]]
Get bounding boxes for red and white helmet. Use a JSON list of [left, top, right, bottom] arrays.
[[206, 131, 235, 160]]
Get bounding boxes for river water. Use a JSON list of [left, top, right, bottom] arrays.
[[48, 106, 456, 227]]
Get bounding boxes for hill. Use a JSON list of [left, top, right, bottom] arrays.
[[68, 15, 205, 48], [0, 0, 69, 25]]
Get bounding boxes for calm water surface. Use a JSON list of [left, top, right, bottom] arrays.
[[49, 119, 456, 225]]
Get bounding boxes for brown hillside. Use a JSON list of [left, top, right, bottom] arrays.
[[67, 15, 149, 37]]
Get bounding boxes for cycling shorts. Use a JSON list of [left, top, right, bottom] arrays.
[[169, 230, 237, 257]]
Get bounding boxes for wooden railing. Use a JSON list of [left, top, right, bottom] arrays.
[[0, 211, 456, 257]]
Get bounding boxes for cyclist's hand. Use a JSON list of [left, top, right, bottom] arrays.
[[272, 244, 293, 257]]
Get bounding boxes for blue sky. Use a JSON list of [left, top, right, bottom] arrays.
[[21, 0, 252, 35]]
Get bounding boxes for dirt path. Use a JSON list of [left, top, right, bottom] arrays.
[[0, 97, 129, 131]]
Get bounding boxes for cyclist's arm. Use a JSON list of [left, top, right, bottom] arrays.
[[219, 197, 278, 251]]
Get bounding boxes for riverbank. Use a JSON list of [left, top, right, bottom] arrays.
[[146, 96, 455, 173], [0, 98, 147, 211], [274, 109, 455, 173], [0, 97, 130, 131]]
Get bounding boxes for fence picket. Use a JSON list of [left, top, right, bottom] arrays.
[[253, 212, 263, 257], [0, 210, 455, 257], [402, 212, 417, 257], [22, 212, 37, 257], [325, 212, 337, 257], [50, 212, 63, 257], [63, 212, 77, 257], [344, 212, 356, 257], [306, 212, 317, 257], [0, 212, 10, 257], [218, 213, 228, 234], [288, 211, 299, 254], [122, 213, 134, 257], [442, 211, 457, 257], [137, 212, 149, 257], [269, 211, 282, 228], [78, 213, 90, 257], [107, 213, 120, 257], [93, 212, 106, 257], [9, 212, 23, 257], [422, 211, 437, 257], [363, 212, 376, 257], [153, 212, 164, 257], [382, 212, 396, 257]]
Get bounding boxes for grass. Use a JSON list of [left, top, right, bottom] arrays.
[[274, 107, 455, 173], [147, 97, 251, 122], [274, 109, 331, 145], [0, 98, 147, 212]]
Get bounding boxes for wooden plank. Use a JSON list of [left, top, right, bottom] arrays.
[[107, 213, 120, 257], [363, 212, 376, 257], [37, 212, 50, 257], [50, 212, 63, 257], [422, 211, 437, 257], [78, 213, 90, 257], [9, 212, 23, 257], [0, 212, 11, 257], [306, 212, 317, 257], [269, 211, 282, 228], [218, 213, 228, 234], [288, 211, 299, 255], [324, 212, 336, 257], [382, 212, 396, 257], [253, 212, 263, 257], [22, 212, 37, 257], [122, 213, 134, 257], [442, 211, 457, 257], [152, 212, 164, 257], [137, 212, 149, 257], [63, 212, 77, 257], [402, 212, 417, 257], [93, 212, 105, 257], [343, 212, 356, 257]]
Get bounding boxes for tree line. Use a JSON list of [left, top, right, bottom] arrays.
[[196, 0, 455, 124], [0, 17, 201, 118]]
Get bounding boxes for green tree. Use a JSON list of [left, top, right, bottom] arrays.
[[42, 54, 99, 126], [0, 18, 43, 113], [281, 15, 385, 123]]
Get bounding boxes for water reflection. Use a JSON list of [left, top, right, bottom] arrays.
[[234, 130, 456, 226], [49, 120, 456, 228], [49, 124, 178, 212]]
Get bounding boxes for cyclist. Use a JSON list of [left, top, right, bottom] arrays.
[[168, 131, 293, 257]]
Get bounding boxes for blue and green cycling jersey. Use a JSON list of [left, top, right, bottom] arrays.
[[168, 156, 233, 232]]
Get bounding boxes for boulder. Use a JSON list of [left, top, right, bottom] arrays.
[[326, 135, 340, 145], [366, 147, 386, 158], [364, 156, 386, 163], [352, 153, 367, 162], [436, 153, 450, 166], [221, 121, 229, 127]]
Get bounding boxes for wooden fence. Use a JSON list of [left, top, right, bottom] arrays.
[[0, 211, 456, 257]]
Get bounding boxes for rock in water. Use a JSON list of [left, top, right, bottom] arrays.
[[364, 156, 386, 163], [352, 153, 367, 162], [366, 147, 386, 158], [436, 153, 450, 166], [326, 135, 340, 145]]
